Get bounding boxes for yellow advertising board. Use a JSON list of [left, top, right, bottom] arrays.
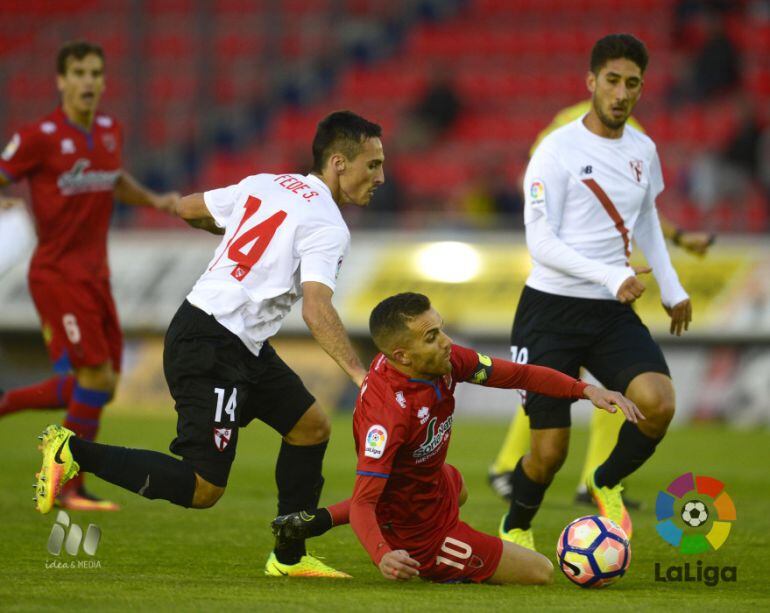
[[344, 240, 765, 337]]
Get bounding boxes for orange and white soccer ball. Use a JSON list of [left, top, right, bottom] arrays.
[[556, 515, 631, 588]]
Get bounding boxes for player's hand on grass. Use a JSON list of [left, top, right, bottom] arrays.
[[616, 266, 651, 304], [677, 231, 715, 256], [0, 196, 24, 209], [379, 549, 420, 581], [583, 385, 645, 423], [664, 298, 692, 336]]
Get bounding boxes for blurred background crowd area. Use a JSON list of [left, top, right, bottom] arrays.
[[1, 0, 769, 233]]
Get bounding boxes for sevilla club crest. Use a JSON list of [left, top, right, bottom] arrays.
[[213, 427, 232, 451]]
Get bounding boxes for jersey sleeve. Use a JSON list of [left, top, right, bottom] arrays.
[[349, 473, 393, 566], [203, 183, 240, 228], [450, 344, 492, 383], [297, 225, 350, 291], [0, 125, 46, 182], [524, 142, 634, 297]]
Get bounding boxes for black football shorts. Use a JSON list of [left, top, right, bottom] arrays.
[[510, 286, 670, 429], [163, 300, 316, 486]]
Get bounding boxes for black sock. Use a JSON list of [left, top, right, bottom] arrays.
[[594, 422, 662, 489], [307, 508, 333, 537], [69, 437, 196, 507], [274, 440, 328, 564], [505, 458, 548, 531]]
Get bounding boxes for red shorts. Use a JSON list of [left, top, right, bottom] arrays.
[[417, 464, 504, 584], [29, 276, 123, 372]]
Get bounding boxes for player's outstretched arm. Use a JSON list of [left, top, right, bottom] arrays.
[[175, 192, 225, 235], [302, 281, 368, 387], [114, 170, 181, 215], [471, 353, 642, 422]]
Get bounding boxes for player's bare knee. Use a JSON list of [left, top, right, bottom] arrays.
[[191, 475, 225, 509], [76, 363, 118, 396], [528, 446, 567, 482], [646, 396, 675, 436], [532, 556, 554, 585], [285, 404, 331, 445]]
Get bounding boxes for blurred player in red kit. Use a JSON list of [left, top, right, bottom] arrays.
[[0, 41, 179, 510], [272, 292, 643, 583]]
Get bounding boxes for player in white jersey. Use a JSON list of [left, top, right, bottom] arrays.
[[32, 111, 384, 578], [498, 34, 691, 550]]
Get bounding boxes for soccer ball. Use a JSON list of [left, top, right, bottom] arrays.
[[681, 500, 709, 527], [556, 515, 631, 588]]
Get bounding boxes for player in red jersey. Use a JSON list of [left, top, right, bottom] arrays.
[[0, 41, 179, 510], [272, 292, 642, 583]]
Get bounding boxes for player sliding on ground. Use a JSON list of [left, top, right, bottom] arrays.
[[31, 111, 384, 579], [271, 292, 643, 583]]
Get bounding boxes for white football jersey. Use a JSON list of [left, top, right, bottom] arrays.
[[186, 173, 350, 356], [523, 117, 687, 306]]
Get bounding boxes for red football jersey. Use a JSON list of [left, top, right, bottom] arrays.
[[353, 344, 482, 555], [0, 107, 122, 280]]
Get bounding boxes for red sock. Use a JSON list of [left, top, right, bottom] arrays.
[[61, 385, 110, 495], [328, 499, 351, 526], [0, 375, 75, 416]]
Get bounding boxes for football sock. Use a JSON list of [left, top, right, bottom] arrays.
[[61, 385, 110, 495], [491, 405, 530, 474], [505, 458, 548, 531], [69, 437, 196, 507], [274, 440, 328, 565], [594, 422, 662, 489], [578, 406, 625, 488], [306, 499, 352, 537], [0, 375, 75, 416]]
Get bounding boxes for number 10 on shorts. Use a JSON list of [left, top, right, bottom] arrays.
[[436, 536, 472, 570], [214, 388, 237, 423]]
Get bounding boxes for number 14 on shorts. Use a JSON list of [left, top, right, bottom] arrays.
[[214, 387, 237, 423]]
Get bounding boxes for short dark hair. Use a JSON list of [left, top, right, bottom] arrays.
[[590, 34, 648, 74], [311, 110, 382, 173], [57, 41, 104, 75], [369, 292, 431, 354]]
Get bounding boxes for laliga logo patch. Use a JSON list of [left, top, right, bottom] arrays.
[[364, 425, 387, 459], [213, 427, 232, 452], [529, 180, 545, 203]]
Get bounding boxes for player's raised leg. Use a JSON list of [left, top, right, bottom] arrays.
[[33, 425, 203, 514], [588, 372, 674, 537], [487, 541, 554, 585], [500, 427, 570, 550]]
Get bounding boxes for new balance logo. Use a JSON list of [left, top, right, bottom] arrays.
[[47, 510, 101, 556], [580, 165, 593, 176]]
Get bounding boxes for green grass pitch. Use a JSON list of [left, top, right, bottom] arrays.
[[0, 410, 767, 611]]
